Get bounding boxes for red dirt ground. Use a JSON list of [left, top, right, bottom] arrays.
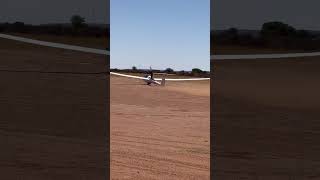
[[0, 38, 108, 180], [111, 76, 210, 179], [212, 58, 320, 179]]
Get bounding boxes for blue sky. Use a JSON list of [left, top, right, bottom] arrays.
[[212, 0, 320, 30], [1, 0, 108, 24], [111, 0, 209, 71]]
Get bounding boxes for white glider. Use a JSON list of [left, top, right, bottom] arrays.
[[211, 52, 320, 60], [0, 33, 109, 55], [0, 33, 210, 84], [110, 72, 162, 85], [110, 72, 209, 86]]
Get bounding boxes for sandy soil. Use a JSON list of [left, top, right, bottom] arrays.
[[111, 76, 210, 179], [212, 57, 320, 179], [0, 38, 109, 179]]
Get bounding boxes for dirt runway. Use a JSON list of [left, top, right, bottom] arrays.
[[0, 37, 109, 180], [212, 58, 320, 179], [111, 76, 210, 179], [1, 35, 210, 179]]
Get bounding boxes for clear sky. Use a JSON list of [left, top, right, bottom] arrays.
[[211, 0, 320, 30], [111, 0, 210, 71], [0, 0, 109, 24]]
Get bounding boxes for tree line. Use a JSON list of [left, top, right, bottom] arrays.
[[0, 15, 109, 38], [111, 67, 209, 78], [211, 21, 320, 51]]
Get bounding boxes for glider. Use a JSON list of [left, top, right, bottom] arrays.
[[110, 72, 210, 86], [0, 33, 209, 85], [0, 33, 109, 55]]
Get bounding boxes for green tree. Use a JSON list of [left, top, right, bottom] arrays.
[[165, 68, 174, 73], [132, 66, 137, 71], [12, 22, 25, 32], [296, 30, 311, 39], [70, 15, 86, 30], [261, 21, 296, 37], [192, 68, 203, 74], [221, 27, 239, 42]]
